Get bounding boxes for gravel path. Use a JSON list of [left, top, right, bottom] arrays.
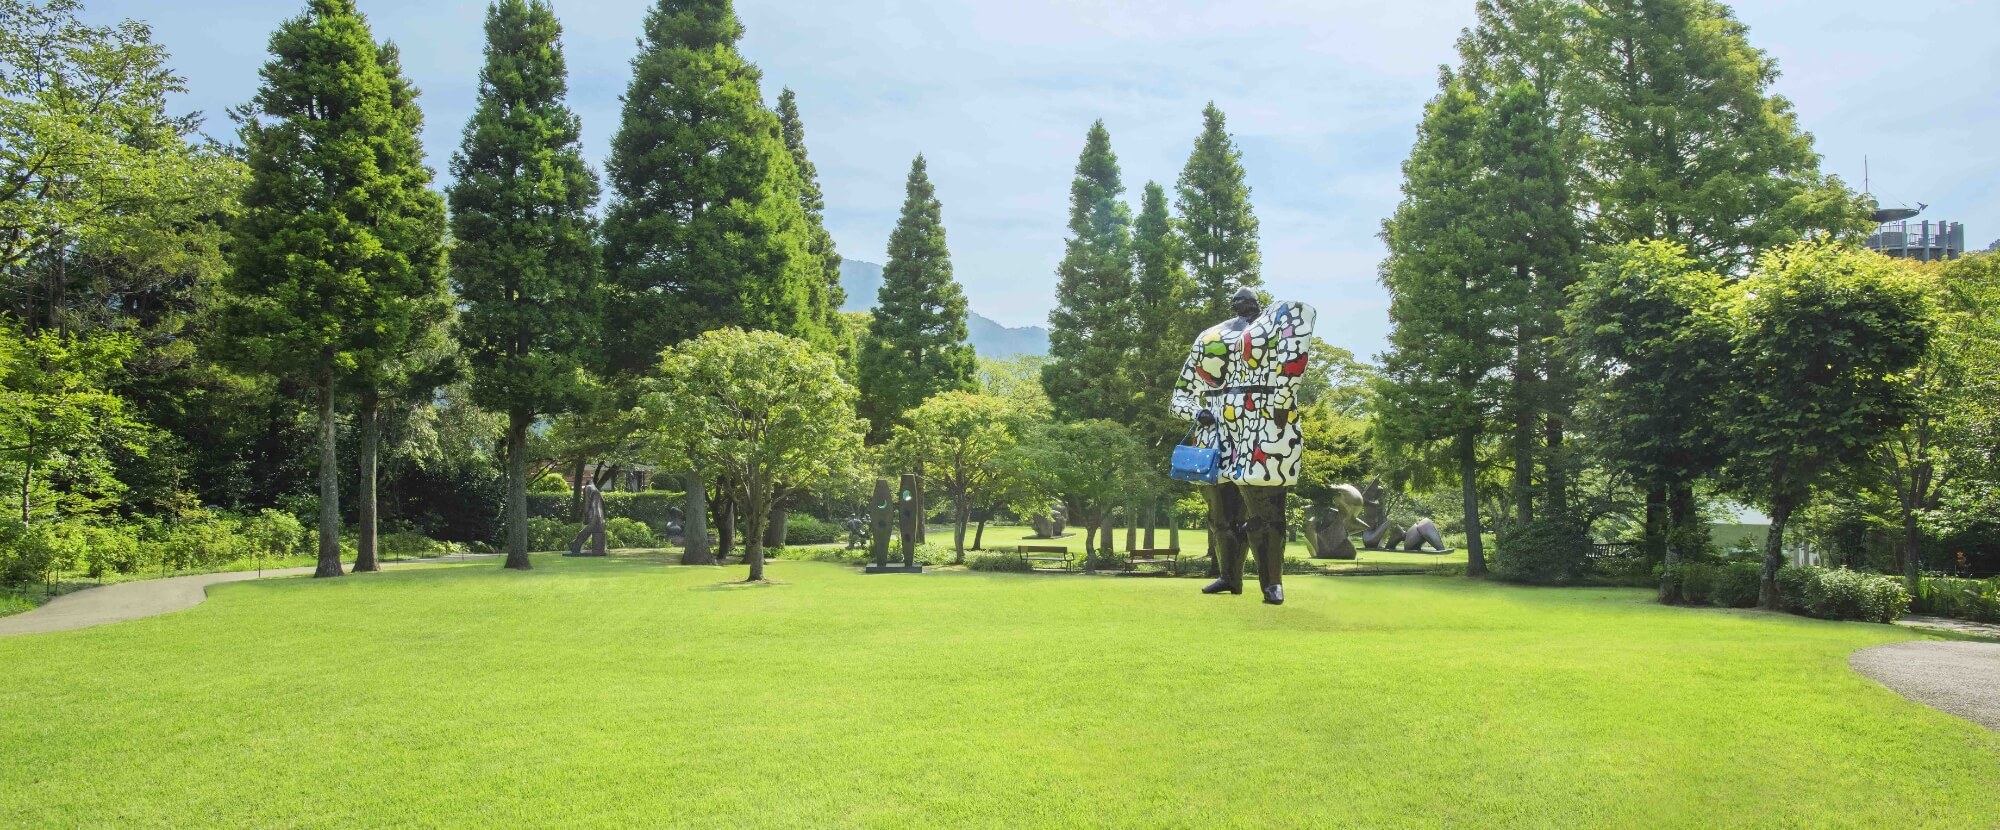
[[0, 554, 498, 638], [1849, 641, 2000, 731]]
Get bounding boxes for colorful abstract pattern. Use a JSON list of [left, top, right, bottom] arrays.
[[1170, 301, 1317, 486]]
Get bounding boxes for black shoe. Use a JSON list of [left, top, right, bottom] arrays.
[[1262, 585, 1284, 605], [1202, 579, 1242, 595]]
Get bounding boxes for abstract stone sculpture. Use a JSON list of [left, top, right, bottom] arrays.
[[1360, 478, 1404, 550], [864, 475, 925, 574], [566, 481, 607, 557], [1402, 517, 1448, 552], [1309, 483, 1370, 560]]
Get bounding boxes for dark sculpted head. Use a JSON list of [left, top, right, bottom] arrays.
[[1230, 287, 1261, 320]]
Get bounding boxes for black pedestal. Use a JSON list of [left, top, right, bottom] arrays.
[[863, 563, 927, 574]]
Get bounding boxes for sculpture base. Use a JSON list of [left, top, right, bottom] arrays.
[[563, 551, 607, 557], [1360, 546, 1456, 555], [863, 564, 927, 574]]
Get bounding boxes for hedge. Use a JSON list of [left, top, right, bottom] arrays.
[[1911, 575, 2000, 624]]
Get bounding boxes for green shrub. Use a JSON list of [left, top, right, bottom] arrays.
[[1667, 561, 1765, 608], [529, 473, 570, 493], [968, 553, 1031, 572], [2, 521, 86, 585], [161, 516, 245, 570], [527, 517, 571, 552], [1913, 576, 2000, 623], [1493, 515, 1593, 585], [79, 523, 143, 577], [605, 518, 657, 549], [783, 514, 839, 545], [240, 510, 307, 563], [1777, 566, 1910, 624], [379, 530, 447, 557]]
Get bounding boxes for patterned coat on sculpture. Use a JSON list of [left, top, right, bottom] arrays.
[[1169, 300, 1317, 485]]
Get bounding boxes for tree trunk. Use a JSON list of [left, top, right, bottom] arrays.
[[314, 375, 343, 579], [743, 481, 766, 582], [19, 452, 31, 525], [1101, 510, 1116, 556], [1458, 432, 1486, 577], [681, 470, 713, 565], [763, 491, 788, 549], [1143, 494, 1157, 549], [1667, 485, 1701, 559], [1085, 522, 1100, 568], [353, 389, 382, 573], [1125, 500, 1137, 550], [717, 495, 736, 561], [1544, 415, 1569, 516], [952, 494, 970, 565], [1643, 483, 1667, 564], [1759, 500, 1792, 610], [1170, 510, 1180, 554], [504, 410, 533, 570], [1899, 510, 1921, 593], [569, 456, 587, 521], [1513, 397, 1535, 529], [973, 510, 986, 551], [1657, 481, 1682, 604]]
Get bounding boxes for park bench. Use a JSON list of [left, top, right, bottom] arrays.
[[1016, 544, 1076, 572], [1123, 547, 1181, 574]]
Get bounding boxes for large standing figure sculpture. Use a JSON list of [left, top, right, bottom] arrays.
[[1170, 288, 1317, 605]]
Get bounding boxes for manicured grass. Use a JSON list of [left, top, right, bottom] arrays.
[[1, 556, 1994, 828]]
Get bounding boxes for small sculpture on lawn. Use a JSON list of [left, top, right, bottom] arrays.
[[1402, 517, 1449, 552], [566, 481, 607, 557], [844, 515, 868, 550], [1360, 478, 1403, 551], [1309, 484, 1370, 560]]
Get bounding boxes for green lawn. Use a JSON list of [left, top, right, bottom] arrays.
[[1, 556, 1994, 828], [933, 521, 1470, 569]]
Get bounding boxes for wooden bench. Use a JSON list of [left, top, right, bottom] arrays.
[[1124, 547, 1181, 574], [1016, 544, 1076, 572]]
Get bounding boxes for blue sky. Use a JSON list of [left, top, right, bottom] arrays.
[[84, 0, 2000, 363]]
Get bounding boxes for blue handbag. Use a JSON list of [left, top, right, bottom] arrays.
[[1169, 421, 1221, 484]]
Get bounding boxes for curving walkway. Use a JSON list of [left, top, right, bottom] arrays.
[[1850, 641, 2000, 731], [0, 554, 498, 637]]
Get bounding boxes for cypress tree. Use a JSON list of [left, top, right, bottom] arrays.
[[856, 155, 976, 441], [1477, 80, 1582, 528], [348, 38, 450, 573], [1175, 103, 1261, 321], [1374, 73, 1511, 577], [1131, 181, 1197, 440], [1041, 120, 1137, 424], [449, 0, 602, 571], [601, 0, 826, 376], [776, 87, 843, 312], [216, 0, 429, 578]]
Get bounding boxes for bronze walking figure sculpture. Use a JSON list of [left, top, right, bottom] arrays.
[[1170, 288, 1317, 605], [566, 481, 607, 557]]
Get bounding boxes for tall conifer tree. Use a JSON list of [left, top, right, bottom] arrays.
[[857, 155, 976, 441], [1175, 103, 1261, 321], [1041, 121, 1137, 424], [601, 0, 826, 376], [1375, 74, 1510, 577], [1571, 0, 1867, 276], [776, 87, 843, 312], [449, 0, 601, 571], [348, 38, 450, 573], [218, 0, 434, 578], [1129, 180, 1198, 547]]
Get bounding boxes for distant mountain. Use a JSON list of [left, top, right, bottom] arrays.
[[838, 260, 1049, 359]]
